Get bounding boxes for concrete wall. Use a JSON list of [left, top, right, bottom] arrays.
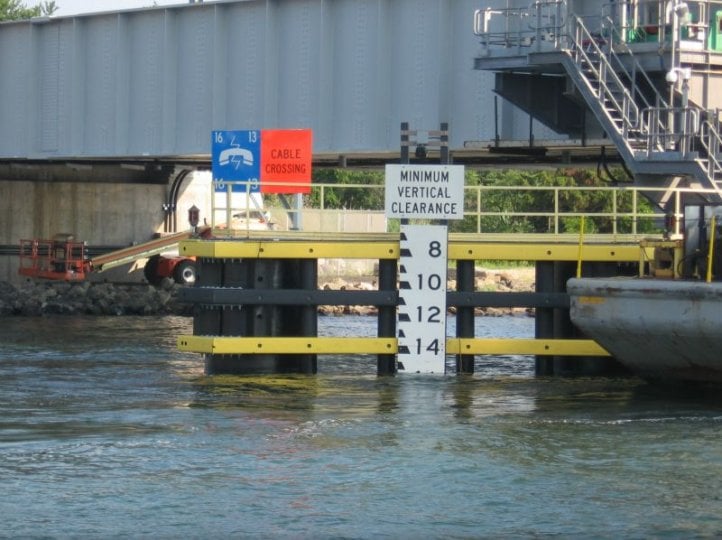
[[274, 209, 387, 233], [0, 172, 216, 284], [0, 172, 386, 283]]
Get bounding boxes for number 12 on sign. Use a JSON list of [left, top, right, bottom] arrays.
[[397, 224, 448, 374]]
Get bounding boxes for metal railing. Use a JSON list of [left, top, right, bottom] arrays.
[[699, 115, 722, 184], [476, 0, 719, 50], [602, 0, 714, 48], [569, 15, 643, 140], [209, 181, 722, 240], [600, 15, 670, 120], [473, 0, 567, 52], [640, 106, 700, 156], [462, 183, 659, 237]]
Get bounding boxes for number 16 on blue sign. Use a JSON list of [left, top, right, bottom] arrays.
[[211, 130, 261, 193]]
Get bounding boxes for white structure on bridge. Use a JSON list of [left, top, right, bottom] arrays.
[[0, 0, 555, 160]]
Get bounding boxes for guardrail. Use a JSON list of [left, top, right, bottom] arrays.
[[473, 0, 567, 52], [214, 181, 711, 239]]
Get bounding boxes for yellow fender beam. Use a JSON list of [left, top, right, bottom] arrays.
[[178, 336, 610, 357], [180, 239, 640, 262]]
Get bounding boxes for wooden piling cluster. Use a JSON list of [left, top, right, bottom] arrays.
[[177, 234, 640, 375]]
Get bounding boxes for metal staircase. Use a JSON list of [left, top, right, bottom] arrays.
[[698, 113, 722, 192], [564, 14, 722, 200]]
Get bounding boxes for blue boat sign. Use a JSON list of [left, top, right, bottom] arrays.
[[211, 130, 261, 193]]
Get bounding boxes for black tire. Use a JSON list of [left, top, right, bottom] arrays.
[[173, 259, 197, 285], [143, 255, 163, 286]]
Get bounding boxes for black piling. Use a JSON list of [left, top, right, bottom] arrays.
[[377, 258, 398, 375], [455, 259, 476, 374], [535, 260, 632, 376], [535, 261, 581, 375], [534, 261, 556, 376]]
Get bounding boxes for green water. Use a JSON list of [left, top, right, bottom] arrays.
[[1, 315, 721, 538]]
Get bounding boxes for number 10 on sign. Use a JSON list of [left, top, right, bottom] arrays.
[[397, 224, 448, 374]]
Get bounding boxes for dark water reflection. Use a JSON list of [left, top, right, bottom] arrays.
[[1, 315, 721, 538]]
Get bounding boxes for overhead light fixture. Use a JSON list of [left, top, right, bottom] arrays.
[[666, 67, 692, 84], [675, 2, 689, 19]]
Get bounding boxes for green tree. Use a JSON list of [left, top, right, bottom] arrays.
[[455, 167, 659, 235], [309, 169, 385, 210], [0, 0, 57, 21]]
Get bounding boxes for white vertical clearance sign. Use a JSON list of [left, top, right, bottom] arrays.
[[385, 164, 465, 374], [397, 224, 448, 373]]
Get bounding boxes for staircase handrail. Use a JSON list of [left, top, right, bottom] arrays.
[[699, 117, 722, 181], [569, 15, 641, 135], [641, 106, 700, 156], [600, 16, 669, 112], [601, 15, 670, 151]]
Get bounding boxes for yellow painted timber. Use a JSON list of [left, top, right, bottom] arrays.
[[181, 239, 640, 262], [179, 336, 610, 357], [446, 338, 610, 356], [178, 336, 398, 354], [180, 240, 400, 259], [448, 243, 639, 262]]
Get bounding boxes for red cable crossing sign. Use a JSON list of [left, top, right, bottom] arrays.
[[260, 129, 313, 194]]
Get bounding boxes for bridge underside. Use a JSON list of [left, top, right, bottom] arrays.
[[0, 144, 622, 184], [0, 0, 559, 161], [0, 159, 181, 184]]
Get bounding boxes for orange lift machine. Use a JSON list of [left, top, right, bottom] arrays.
[[19, 212, 210, 285]]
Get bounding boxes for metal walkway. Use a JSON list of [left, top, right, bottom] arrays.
[[472, 0, 722, 207]]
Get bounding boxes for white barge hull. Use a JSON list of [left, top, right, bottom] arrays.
[[568, 278, 722, 383]]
